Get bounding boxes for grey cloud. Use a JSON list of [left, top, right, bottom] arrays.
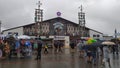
[[0, 0, 35, 28], [0, 0, 120, 36]]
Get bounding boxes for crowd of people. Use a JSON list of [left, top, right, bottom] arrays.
[[69, 40, 119, 67], [0, 36, 64, 60], [0, 38, 33, 59], [0, 36, 120, 67]]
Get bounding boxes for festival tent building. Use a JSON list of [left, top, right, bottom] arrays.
[[2, 17, 103, 48]]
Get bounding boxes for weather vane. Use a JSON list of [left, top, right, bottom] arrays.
[[78, 5, 83, 12], [36, 1, 42, 9], [57, 11, 61, 17]]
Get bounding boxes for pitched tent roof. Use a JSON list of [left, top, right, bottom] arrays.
[[24, 17, 79, 26], [2, 17, 102, 34], [2, 17, 78, 32]]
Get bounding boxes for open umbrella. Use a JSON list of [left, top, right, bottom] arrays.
[[101, 41, 115, 45], [91, 41, 102, 46], [17, 35, 31, 39]]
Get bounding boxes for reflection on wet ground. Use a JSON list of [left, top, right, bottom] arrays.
[[0, 49, 120, 68]]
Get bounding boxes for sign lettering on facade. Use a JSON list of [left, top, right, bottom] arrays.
[[54, 36, 65, 40]]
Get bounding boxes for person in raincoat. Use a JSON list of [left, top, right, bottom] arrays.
[[25, 40, 32, 56], [102, 45, 111, 67], [15, 40, 20, 58], [44, 43, 48, 54], [77, 41, 84, 57]]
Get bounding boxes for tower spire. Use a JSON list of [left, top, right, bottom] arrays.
[[80, 5, 83, 12], [115, 28, 117, 39], [37, 1, 42, 9], [78, 5, 83, 12], [35, 1, 43, 22], [34, 1, 43, 36], [78, 5, 86, 37]]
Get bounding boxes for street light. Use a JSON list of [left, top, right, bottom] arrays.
[[0, 21, 1, 34]]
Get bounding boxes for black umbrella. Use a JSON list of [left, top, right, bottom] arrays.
[[91, 42, 101, 46]]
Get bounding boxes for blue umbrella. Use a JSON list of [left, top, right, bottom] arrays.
[[25, 41, 31, 46]]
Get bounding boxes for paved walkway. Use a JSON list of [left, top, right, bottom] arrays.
[[0, 49, 120, 68]]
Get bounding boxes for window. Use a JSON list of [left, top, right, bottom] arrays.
[[97, 35, 100, 37], [93, 35, 96, 37], [42, 27, 44, 30]]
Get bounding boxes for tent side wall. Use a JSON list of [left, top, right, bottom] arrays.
[[2, 27, 23, 36]]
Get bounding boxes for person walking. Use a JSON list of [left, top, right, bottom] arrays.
[[77, 41, 84, 58], [58, 41, 63, 53], [115, 43, 119, 55], [91, 45, 97, 65], [54, 41, 58, 54], [85, 45, 93, 63], [35, 40, 42, 60], [0, 39, 4, 58], [15, 40, 20, 58], [102, 45, 111, 67], [70, 41, 76, 56], [44, 43, 48, 54]]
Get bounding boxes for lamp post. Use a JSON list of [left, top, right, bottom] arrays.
[[0, 21, 1, 34]]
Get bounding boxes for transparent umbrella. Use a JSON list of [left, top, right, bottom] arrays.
[[17, 35, 31, 39], [101, 41, 115, 45]]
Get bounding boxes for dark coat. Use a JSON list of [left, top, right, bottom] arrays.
[[37, 40, 42, 51]]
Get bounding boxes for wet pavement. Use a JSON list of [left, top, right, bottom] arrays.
[[0, 49, 120, 68]]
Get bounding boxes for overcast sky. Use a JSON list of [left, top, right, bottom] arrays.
[[0, 0, 120, 36]]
